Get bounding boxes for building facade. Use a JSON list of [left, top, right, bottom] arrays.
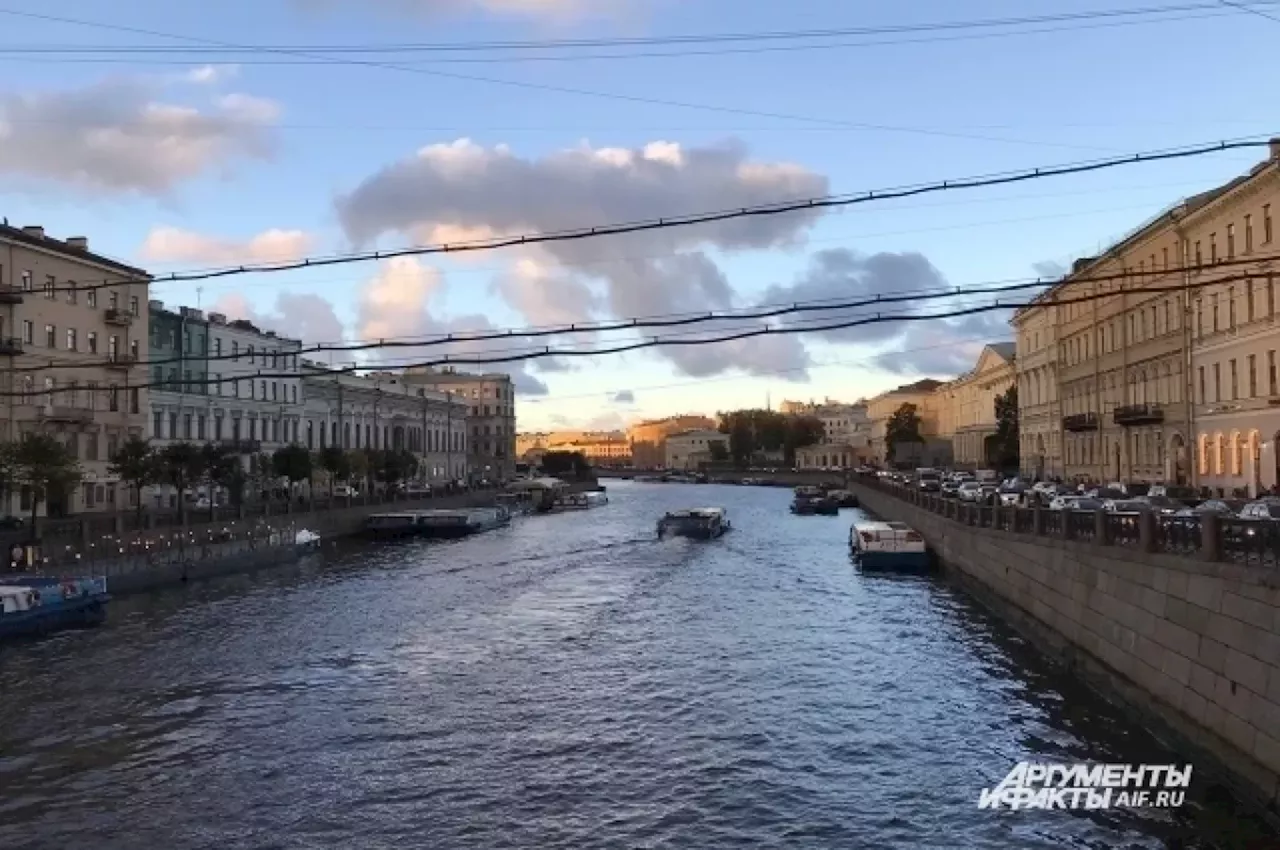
[[0, 225, 150, 516], [301, 363, 469, 485], [933, 343, 1016, 469], [1013, 298, 1064, 479], [795, 442, 865, 470], [663, 429, 726, 470], [147, 303, 304, 457], [516, 430, 631, 467], [627, 414, 717, 468], [865, 379, 945, 464], [401, 367, 516, 483]]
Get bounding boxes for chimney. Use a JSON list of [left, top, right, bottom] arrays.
[[65, 236, 88, 250], [21, 226, 44, 239]]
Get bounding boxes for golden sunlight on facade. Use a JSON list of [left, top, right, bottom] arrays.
[[932, 343, 1016, 469], [626, 414, 717, 468], [516, 429, 631, 467]]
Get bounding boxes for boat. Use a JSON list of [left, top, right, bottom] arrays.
[[294, 529, 322, 552], [363, 507, 511, 540], [657, 507, 731, 540], [849, 520, 931, 572], [0, 576, 110, 640], [828, 490, 860, 508], [551, 491, 609, 511]]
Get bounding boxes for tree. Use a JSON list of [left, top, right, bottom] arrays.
[[708, 439, 730, 462], [374, 448, 418, 489], [272, 444, 313, 495], [989, 385, 1020, 472], [13, 433, 82, 530], [0, 441, 17, 517], [345, 449, 370, 493], [542, 450, 590, 480], [158, 442, 205, 523], [109, 436, 158, 527], [782, 416, 824, 464], [885, 403, 925, 464], [202, 442, 240, 511], [318, 446, 349, 494], [717, 409, 823, 465]]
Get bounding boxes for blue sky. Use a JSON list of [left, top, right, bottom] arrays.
[[2, 0, 1277, 430]]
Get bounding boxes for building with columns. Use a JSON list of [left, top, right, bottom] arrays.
[[1013, 296, 1064, 480], [400, 367, 516, 483], [300, 362, 470, 485], [933, 343, 1016, 469], [0, 224, 150, 516]]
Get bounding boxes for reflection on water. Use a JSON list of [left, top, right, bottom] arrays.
[[0, 481, 1271, 849]]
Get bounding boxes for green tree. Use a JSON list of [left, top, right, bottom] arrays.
[[109, 436, 159, 527], [0, 440, 18, 518], [782, 416, 824, 464], [159, 442, 205, 524], [318, 446, 349, 495], [202, 442, 240, 511], [708, 439, 730, 462], [885, 403, 925, 465], [374, 448, 419, 490], [272, 444, 313, 497], [13, 433, 82, 530], [542, 450, 589, 480], [989, 385, 1020, 472], [345, 449, 370, 494]]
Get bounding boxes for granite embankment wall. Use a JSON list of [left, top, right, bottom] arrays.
[[848, 481, 1280, 817]]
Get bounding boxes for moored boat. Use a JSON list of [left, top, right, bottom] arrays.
[[551, 491, 609, 511], [657, 507, 731, 540], [828, 490, 860, 508], [0, 576, 110, 641], [791, 494, 839, 515], [849, 520, 931, 572], [363, 507, 511, 540]]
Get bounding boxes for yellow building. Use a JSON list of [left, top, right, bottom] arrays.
[[627, 414, 716, 468], [865, 379, 944, 463], [0, 224, 151, 516], [663, 428, 725, 470], [517, 430, 631, 467], [932, 343, 1016, 469], [1013, 296, 1064, 479]]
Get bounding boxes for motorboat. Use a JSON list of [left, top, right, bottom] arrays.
[[791, 492, 839, 515], [657, 507, 731, 540], [551, 491, 610, 511], [0, 576, 110, 641], [849, 520, 931, 572]]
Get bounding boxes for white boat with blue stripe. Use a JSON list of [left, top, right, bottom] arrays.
[[849, 520, 930, 572]]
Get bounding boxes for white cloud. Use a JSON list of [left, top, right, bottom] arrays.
[[140, 226, 313, 266], [184, 65, 240, 85], [0, 78, 279, 194], [210, 291, 347, 348], [336, 137, 827, 380]]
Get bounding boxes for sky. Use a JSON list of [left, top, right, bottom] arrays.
[[2, 0, 1279, 432]]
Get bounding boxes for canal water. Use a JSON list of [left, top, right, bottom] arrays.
[[0, 481, 1271, 849]]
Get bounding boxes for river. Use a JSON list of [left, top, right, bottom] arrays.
[[0, 481, 1271, 849]]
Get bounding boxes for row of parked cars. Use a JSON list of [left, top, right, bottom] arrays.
[[875, 468, 1280, 526]]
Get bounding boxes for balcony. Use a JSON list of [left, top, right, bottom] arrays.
[[38, 404, 94, 424], [0, 284, 24, 304], [103, 308, 133, 327], [104, 353, 137, 370], [0, 337, 23, 356], [1063, 413, 1100, 432], [1113, 403, 1164, 426]]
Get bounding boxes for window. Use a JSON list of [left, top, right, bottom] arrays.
[[260, 380, 266, 399], [214, 338, 222, 357], [44, 324, 54, 347], [198, 415, 206, 440], [108, 291, 118, 310], [1195, 241, 1202, 266], [169, 412, 178, 436], [130, 339, 139, 359], [87, 290, 96, 308], [1246, 214, 1254, 253], [291, 385, 297, 403], [1271, 351, 1278, 395], [87, 331, 97, 353], [66, 328, 76, 351], [183, 414, 192, 439], [1247, 281, 1255, 322], [22, 320, 33, 344], [66, 281, 76, 304], [130, 387, 139, 414], [1162, 246, 1169, 269], [1210, 233, 1218, 263], [20, 270, 31, 291], [1248, 354, 1257, 396], [108, 335, 118, 359], [109, 385, 119, 412], [1229, 287, 1236, 328], [215, 373, 222, 396], [1212, 294, 1220, 332], [232, 341, 239, 360], [153, 410, 163, 438], [1266, 205, 1274, 243], [1227, 224, 1236, 259], [44, 275, 55, 299], [1214, 363, 1222, 402], [272, 381, 278, 401], [1230, 359, 1239, 399], [129, 296, 139, 316]]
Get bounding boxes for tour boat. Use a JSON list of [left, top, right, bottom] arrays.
[[791, 493, 840, 515], [849, 520, 931, 572], [363, 507, 511, 540], [657, 507, 731, 540], [0, 576, 110, 641], [551, 491, 610, 511]]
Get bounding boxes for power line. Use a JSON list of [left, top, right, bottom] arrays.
[[5, 268, 1272, 397], [22, 251, 1280, 374], [1219, 0, 1280, 22], [20, 135, 1279, 295], [0, 7, 1126, 152], [0, 3, 1264, 63]]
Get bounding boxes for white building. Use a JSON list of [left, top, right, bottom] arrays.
[[663, 428, 726, 470], [147, 302, 304, 453], [780, 397, 869, 446], [300, 362, 470, 485]]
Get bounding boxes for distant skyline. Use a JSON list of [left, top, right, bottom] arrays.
[[3, 0, 1278, 430]]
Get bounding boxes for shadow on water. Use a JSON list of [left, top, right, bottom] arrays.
[[0, 480, 1274, 849]]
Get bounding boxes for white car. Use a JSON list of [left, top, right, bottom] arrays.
[[957, 481, 983, 502], [333, 484, 359, 498]]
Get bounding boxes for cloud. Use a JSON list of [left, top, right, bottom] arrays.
[[210, 292, 346, 348], [184, 65, 240, 85], [1032, 260, 1067, 279], [296, 0, 624, 21], [140, 226, 313, 265], [355, 256, 549, 395], [872, 309, 1014, 377], [610, 390, 635, 404], [336, 137, 827, 379], [0, 78, 278, 194]]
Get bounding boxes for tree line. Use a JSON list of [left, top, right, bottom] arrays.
[[0, 434, 422, 528], [715, 409, 826, 465]]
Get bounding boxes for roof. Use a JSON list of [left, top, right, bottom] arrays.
[[986, 342, 1016, 361], [0, 224, 149, 278]]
